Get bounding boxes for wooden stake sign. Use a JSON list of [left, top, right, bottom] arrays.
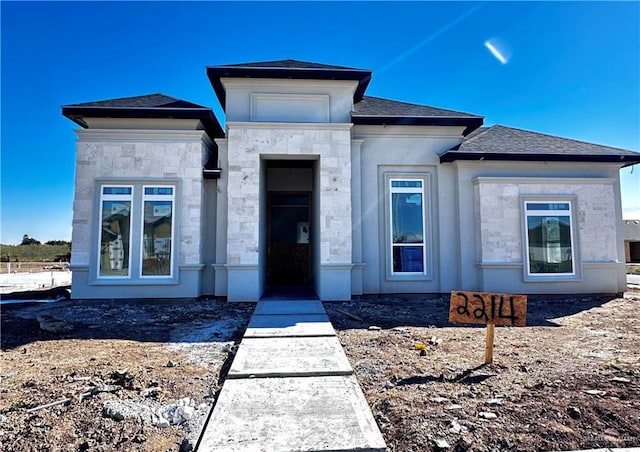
[[449, 291, 527, 364]]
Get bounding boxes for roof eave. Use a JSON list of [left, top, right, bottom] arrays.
[[439, 151, 640, 166], [206, 66, 372, 109], [352, 115, 483, 136], [61, 105, 224, 138]]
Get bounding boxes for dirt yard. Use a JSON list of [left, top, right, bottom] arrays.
[[326, 292, 640, 452], [1, 292, 639, 451], [0, 298, 253, 451]]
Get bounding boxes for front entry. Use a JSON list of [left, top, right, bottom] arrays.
[[267, 192, 311, 286]]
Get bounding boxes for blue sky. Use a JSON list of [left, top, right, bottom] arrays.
[[1, 1, 639, 244]]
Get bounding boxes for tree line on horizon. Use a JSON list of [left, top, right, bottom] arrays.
[[1, 235, 71, 262]]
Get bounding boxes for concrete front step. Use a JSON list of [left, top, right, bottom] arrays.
[[228, 336, 353, 378], [197, 375, 387, 452], [244, 313, 336, 338], [253, 300, 326, 315]]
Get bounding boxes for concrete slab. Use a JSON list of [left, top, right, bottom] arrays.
[[197, 375, 386, 452], [244, 313, 335, 337], [228, 336, 353, 378], [253, 300, 326, 315]]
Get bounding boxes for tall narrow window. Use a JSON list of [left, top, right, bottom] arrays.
[[390, 179, 426, 274], [141, 186, 175, 277], [524, 201, 575, 275], [99, 186, 133, 277]]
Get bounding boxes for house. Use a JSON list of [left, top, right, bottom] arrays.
[[62, 59, 640, 301], [624, 220, 640, 263]]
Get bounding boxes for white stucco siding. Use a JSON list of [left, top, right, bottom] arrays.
[[222, 79, 358, 123], [474, 177, 619, 264], [353, 125, 466, 294]]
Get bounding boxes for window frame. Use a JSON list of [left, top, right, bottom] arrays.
[[140, 185, 176, 279], [521, 195, 581, 282], [93, 180, 179, 285], [97, 185, 134, 279], [383, 172, 432, 281]]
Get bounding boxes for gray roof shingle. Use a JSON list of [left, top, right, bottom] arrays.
[[62, 93, 223, 137], [353, 96, 481, 119], [352, 96, 483, 135], [65, 93, 208, 109], [218, 59, 365, 71], [440, 125, 640, 165]]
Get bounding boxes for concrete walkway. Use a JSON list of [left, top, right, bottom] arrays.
[[197, 299, 386, 452]]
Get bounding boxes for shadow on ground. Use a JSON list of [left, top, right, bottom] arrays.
[[0, 297, 254, 350], [324, 294, 619, 331]]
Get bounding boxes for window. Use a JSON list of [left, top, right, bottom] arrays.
[[97, 183, 176, 281], [390, 179, 426, 274], [524, 201, 575, 276], [99, 186, 133, 277], [142, 186, 175, 277]]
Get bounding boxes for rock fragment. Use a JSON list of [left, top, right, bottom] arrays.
[[479, 411, 498, 420]]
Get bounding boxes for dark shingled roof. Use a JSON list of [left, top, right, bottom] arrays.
[[62, 93, 224, 138], [440, 125, 640, 166], [354, 96, 480, 118], [207, 59, 372, 107], [220, 59, 362, 71], [352, 96, 483, 135]]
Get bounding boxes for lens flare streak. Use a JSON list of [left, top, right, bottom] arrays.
[[485, 40, 508, 64]]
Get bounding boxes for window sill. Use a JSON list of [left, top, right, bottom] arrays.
[[387, 274, 433, 282], [523, 274, 582, 283], [90, 277, 179, 286]]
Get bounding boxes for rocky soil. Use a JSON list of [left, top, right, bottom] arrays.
[[1, 291, 639, 451]]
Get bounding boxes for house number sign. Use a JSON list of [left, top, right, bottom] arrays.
[[449, 291, 527, 364]]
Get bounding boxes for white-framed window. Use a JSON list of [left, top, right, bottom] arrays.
[[389, 179, 427, 275], [96, 182, 177, 281], [98, 186, 133, 278], [141, 186, 175, 278], [524, 200, 576, 277]]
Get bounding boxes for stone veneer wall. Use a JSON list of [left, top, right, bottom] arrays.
[[226, 124, 353, 265], [474, 177, 618, 264], [70, 129, 211, 298], [224, 123, 353, 300]]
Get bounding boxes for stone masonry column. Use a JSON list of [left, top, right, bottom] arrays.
[[316, 129, 353, 300], [225, 127, 262, 301], [225, 123, 354, 301]]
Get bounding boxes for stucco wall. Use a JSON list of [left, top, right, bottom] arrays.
[[221, 79, 358, 123], [353, 124, 466, 294]]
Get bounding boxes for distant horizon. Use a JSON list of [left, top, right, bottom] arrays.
[[2, 1, 638, 244]]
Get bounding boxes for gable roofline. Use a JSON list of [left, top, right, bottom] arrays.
[[352, 96, 483, 136], [62, 93, 224, 138], [206, 59, 372, 108], [440, 124, 640, 166]]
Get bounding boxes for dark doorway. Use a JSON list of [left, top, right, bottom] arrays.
[[631, 241, 640, 263], [267, 192, 311, 286]]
